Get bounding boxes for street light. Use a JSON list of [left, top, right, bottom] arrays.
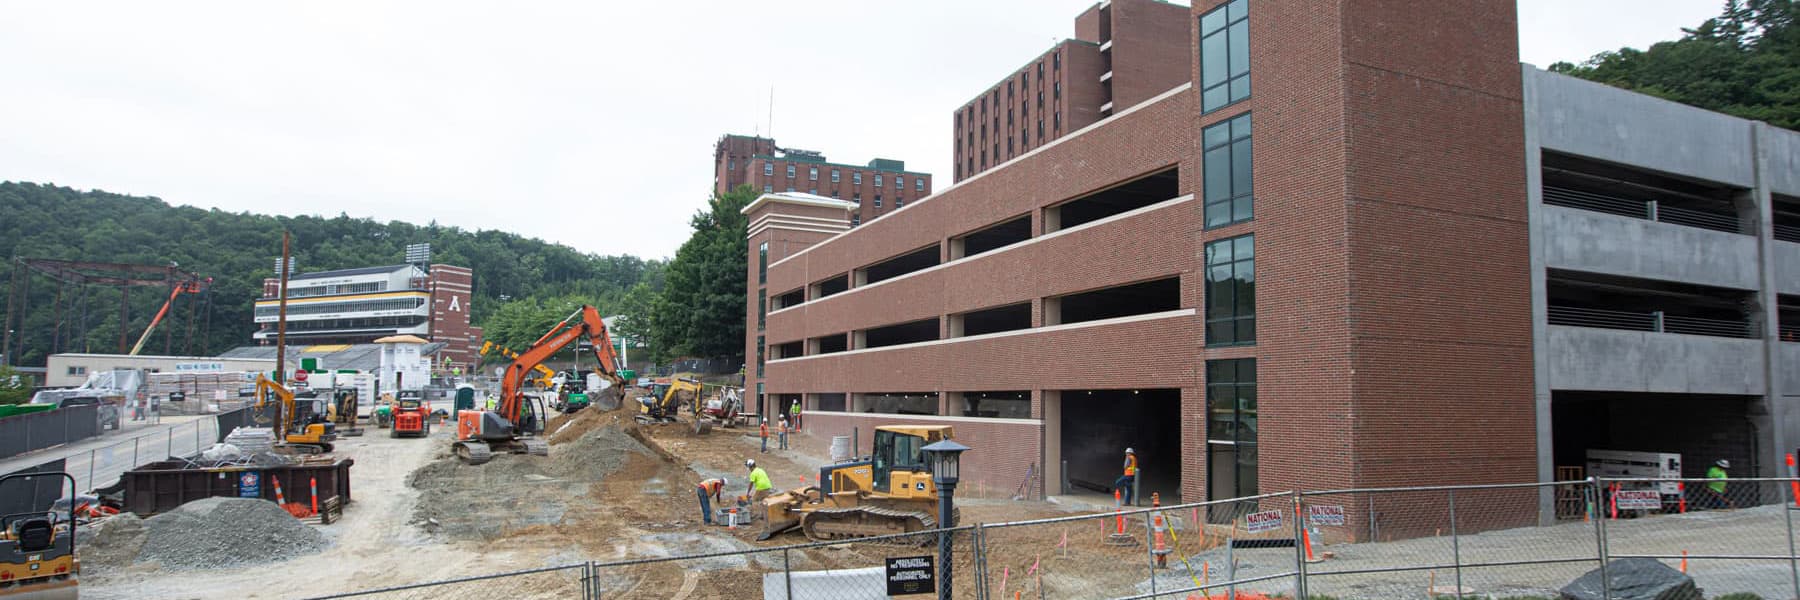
[[922, 438, 970, 600]]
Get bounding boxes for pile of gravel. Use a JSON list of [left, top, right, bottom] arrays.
[[78, 513, 147, 574], [135, 497, 328, 570]]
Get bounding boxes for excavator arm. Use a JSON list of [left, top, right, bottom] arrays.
[[252, 374, 295, 439], [499, 305, 624, 424]]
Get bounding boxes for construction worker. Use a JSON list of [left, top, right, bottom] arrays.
[[778, 416, 790, 450], [746, 459, 773, 521], [759, 419, 769, 453], [1705, 459, 1731, 509], [696, 477, 727, 525], [789, 398, 802, 432], [1114, 448, 1138, 506]]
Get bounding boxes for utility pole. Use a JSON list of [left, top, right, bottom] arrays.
[[275, 231, 291, 384]]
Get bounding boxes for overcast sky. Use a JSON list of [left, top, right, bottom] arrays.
[[0, 1, 1722, 260]]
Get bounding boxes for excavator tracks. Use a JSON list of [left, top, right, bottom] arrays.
[[454, 441, 493, 465], [520, 438, 549, 456], [800, 506, 938, 544]]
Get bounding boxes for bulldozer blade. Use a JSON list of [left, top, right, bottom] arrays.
[[758, 517, 799, 541]]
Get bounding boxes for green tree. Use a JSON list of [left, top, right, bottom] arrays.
[[648, 186, 754, 363], [1550, 0, 1800, 130]]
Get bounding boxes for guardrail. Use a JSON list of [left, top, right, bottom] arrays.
[[1549, 305, 1758, 339], [1544, 185, 1742, 234]]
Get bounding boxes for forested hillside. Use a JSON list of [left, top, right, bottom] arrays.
[[1552, 0, 1799, 130], [0, 182, 661, 366]]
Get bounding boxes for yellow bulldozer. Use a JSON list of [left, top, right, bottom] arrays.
[[759, 425, 958, 541]]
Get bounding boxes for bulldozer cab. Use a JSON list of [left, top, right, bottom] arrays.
[[870, 426, 951, 496]]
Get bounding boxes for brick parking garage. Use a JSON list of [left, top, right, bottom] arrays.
[[745, 0, 1800, 521]]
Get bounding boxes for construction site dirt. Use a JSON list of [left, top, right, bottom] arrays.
[[78, 397, 1098, 599]]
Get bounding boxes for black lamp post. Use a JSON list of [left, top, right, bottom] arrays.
[[922, 438, 970, 600]]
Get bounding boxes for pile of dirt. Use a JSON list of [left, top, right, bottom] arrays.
[[408, 423, 654, 542], [91, 498, 328, 571]]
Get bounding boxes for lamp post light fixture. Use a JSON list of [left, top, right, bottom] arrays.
[[922, 438, 970, 600]]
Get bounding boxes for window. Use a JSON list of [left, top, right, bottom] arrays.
[[786, 186, 795, 192], [854, 172, 863, 185], [1206, 358, 1257, 500], [895, 198, 904, 208], [1200, 0, 1250, 113], [764, 184, 772, 193], [729, 159, 735, 170], [1022, 72, 1029, 88], [896, 176, 904, 189], [67, 366, 87, 376], [1038, 91, 1043, 108], [1022, 130, 1030, 146], [1038, 120, 1044, 138], [915, 179, 924, 192], [786, 165, 795, 178], [1054, 51, 1060, 68], [832, 169, 840, 183], [809, 167, 818, 181], [874, 195, 883, 208], [809, 188, 817, 195], [764, 163, 773, 176], [1203, 113, 1253, 227], [1204, 235, 1255, 346], [852, 214, 861, 226], [875, 174, 883, 188], [758, 290, 766, 330], [1054, 82, 1061, 99], [756, 336, 765, 377], [758, 241, 768, 284], [854, 193, 861, 202]]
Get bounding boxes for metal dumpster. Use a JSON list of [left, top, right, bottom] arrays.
[[120, 458, 353, 516]]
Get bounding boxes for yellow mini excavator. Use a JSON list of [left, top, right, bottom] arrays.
[[253, 374, 337, 454], [760, 425, 958, 542]]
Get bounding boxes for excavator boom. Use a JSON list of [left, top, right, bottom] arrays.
[[456, 304, 623, 465]]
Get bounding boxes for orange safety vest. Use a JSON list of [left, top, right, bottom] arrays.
[[779, 421, 788, 434], [1124, 454, 1137, 477], [698, 478, 724, 497], [760, 423, 769, 438]]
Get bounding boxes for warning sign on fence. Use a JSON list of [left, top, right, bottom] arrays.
[[1245, 510, 1284, 533], [1308, 504, 1346, 526], [1615, 489, 1661, 510]]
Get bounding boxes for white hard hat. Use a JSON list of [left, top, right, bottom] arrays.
[[721, 477, 729, 487], [745, 459, 756, 469], [1717, 459, 1731, 469], [1125, 448, 1135, 454]]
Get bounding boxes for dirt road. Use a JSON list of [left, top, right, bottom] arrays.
[[82, 424, 581, 599]]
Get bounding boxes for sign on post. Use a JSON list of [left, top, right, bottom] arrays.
[[885, 555, 935, 596], [1615, 489, 1661, 511], [1244, 510, 1284, 534], [1307, 504, 1346, 526]]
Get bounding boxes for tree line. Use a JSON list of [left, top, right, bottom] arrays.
[[0, 182, 661, 367], [1551, 0, 1799, 130]]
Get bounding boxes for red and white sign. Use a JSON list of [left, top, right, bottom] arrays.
[[1308, 505, 1346, 526], [1615, 489, 1661, 511], [293, 370, 309, 382], [1244, 510, 1284, 534]]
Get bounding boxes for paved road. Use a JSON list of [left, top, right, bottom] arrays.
[[0, 413, 212, 493]]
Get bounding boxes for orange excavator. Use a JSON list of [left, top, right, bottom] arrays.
[[453, 305, 625, 465]]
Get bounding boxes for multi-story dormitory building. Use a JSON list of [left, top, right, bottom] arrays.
[[744, 0, 1800, 525], [714, 134, 932, 227]]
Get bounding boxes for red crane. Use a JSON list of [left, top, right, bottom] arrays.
[[452, 305, 624, 464]]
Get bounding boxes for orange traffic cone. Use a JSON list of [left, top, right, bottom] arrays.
[[1114, 489, 1125, 535]]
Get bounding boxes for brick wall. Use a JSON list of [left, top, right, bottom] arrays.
[[428, 264, 477, 372], [1110, 0, 1195, 110]]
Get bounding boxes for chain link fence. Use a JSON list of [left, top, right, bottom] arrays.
[[300, 478, 1800, 600]]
